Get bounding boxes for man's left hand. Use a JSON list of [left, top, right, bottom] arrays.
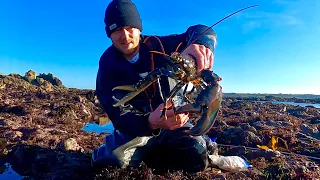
[[181, 44, 214, 73]]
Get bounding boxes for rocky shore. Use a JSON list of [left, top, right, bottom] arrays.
[[0, 71, 319, 179]]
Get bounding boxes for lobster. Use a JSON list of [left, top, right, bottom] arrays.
[[112, 5, 258, 136]]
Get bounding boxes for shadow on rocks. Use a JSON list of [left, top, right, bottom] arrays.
[[2, 144, 94, 180]]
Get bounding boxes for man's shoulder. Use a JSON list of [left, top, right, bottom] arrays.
[[100, 46, 114, 60], [99, 46, 117, 67]]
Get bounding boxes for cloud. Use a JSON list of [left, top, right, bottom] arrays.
[[239, 11, 302, 33], [235, 0, 316, 33]]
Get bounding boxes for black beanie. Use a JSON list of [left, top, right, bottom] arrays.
[[104, 0, 142, 37]]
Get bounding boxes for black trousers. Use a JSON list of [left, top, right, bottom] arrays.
[[91, 123, 211, 173]]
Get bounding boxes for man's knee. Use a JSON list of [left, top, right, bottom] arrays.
[[91, 144, 124, 170], [161, 135, 209, 172], [91, 136, 154, 170]]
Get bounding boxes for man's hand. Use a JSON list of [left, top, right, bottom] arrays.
[[181, 44, 214, 73], [148, 102, 189, 130]]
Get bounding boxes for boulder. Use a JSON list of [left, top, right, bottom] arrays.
[[24, 70, 36, 82]]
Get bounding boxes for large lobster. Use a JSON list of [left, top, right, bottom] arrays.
[[112, 5, 258, 136]]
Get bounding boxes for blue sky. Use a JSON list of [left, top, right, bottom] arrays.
[[1, 0, 319, 94]]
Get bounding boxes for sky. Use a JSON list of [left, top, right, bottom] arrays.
[[1, 0, 319, 94]]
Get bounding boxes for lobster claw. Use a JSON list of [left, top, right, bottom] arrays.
[[175, 76, 223, 136], [112, 85, 137, 92]]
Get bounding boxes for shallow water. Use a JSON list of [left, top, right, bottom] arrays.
[[0, 123, 115, 179], [80, 101, 320, 135], [258, 101, 320, 108], [0, 163, 25, 180], [82, 122, 114, 134]]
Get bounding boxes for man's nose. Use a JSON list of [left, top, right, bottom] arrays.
[[119, 28, 130, 38]]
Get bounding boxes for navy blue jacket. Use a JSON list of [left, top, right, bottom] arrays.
[[96, 24, 216, 137]]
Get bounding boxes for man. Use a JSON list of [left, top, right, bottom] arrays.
[[92, 0, 217, 173]]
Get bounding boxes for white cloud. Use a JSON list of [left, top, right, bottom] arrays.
[[239, 11, 302, 33]]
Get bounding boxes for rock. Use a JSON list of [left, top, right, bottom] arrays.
[[98, 116, 109, 125], [0, 138, 7, 151], [246, 149, 281, 160], [240, 131, 263, 146], [52, 77, 62, 86], [63, 138, 84, 152], [75, 95, 85, 103], [37, 73, 63, 86], [266, 120, 293, 127], [8, 73, 22, 79], [301, 123, 319, 134], [38, 73, 54, 82], [301, 123, 320, 139], [310, 117, 320, 124], [241, 123, 259, 134], [24, 70, 36, 82], [223, 146, 246, 156], [252, 121, 265, 129], [42, 80, 53, 92], [283, 106, 287, 112], [34, 77, 45, 86]]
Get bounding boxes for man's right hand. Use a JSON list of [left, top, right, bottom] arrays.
[[148, 102, 189, 130]]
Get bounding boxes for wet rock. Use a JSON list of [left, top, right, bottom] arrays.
[[208, 173, 227, 180], [241, 123, 259, 134], [266, 120, 293, 127], [287, 107, 310, 119], [240, 131, 263, 146], [221, 127, 262, 146], [251, 121, 265, 130], [246, 149, 281, 160], [301, 124, 319, 134], [301, 123, 320, 139], [222, 146, 246, 156], [310, 117, 320, 124]]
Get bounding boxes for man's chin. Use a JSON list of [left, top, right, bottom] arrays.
[[122, 46, 138, 54], [120, 48, 135, 56]]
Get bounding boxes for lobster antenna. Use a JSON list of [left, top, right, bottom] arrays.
[[180, 4, 259, 53]]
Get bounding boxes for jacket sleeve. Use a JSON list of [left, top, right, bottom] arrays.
[[96, 57, 156, 137], [156, 24, 217, 54]]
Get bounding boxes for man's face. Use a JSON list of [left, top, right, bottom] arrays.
[[110, 26, 141, 57]]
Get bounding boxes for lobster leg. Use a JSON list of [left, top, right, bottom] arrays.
[[181, 83, 194, 104], [113, 79, 158, 107], [161, 80, 187, 119], [112, 67, 173, 107]]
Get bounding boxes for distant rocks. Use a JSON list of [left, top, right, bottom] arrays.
[[24, 70, 36, 82], [0, 70, 64, 92]]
